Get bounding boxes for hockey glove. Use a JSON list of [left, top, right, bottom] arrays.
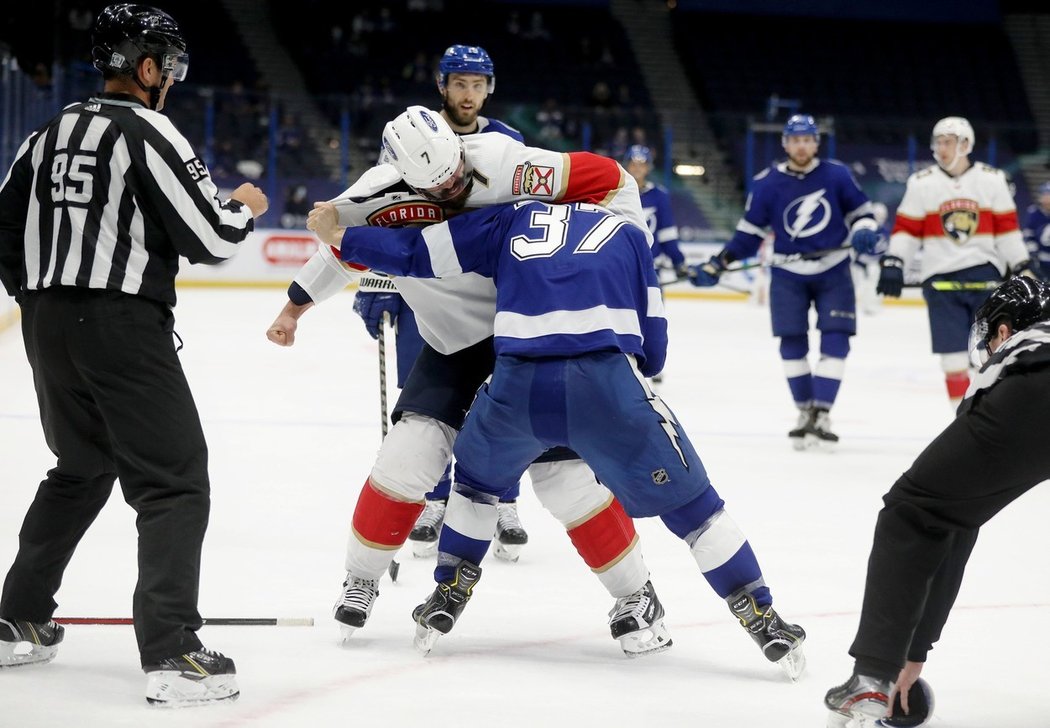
[[353, 290, 402, 339], [876, 255, 905, 297], [850, 227, 886, 256], [689, 255, 728, 287]]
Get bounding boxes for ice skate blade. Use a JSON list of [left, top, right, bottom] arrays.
[[411, 540, 438, 558], [0, 642, 59, 669], [805, 433, 838, 452], [145, 673, 239, 707], [617, 622, 673, 658], [493, 541, 523, 562], [776, 645, 806, 681], [338, 624, 358, 644], [413, 623, 442, 655], [790, 436, 809, 452]]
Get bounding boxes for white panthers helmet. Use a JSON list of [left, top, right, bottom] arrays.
[[381, 106, 464, 191], [930, 116, 975, 155]]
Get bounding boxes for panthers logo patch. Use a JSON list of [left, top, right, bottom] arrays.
[[939, 199, 979, 243], [511, 162, 555, 196]]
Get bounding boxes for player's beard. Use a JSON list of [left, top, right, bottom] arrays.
[[788, 150, 814, 169], [443, 96, 482, 131], [441, 176, 475, 211]]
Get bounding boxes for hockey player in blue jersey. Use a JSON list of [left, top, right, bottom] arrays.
[[350, 44, 530, 559], [691, 114, 878, 449], [309, 199, 807, 678], [624, 144, 687, 280], [1022, 181, 1050, 280]]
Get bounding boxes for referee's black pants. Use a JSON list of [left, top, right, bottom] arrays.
[[849, 370, 1050, 679], [1, 288, 209, 665]]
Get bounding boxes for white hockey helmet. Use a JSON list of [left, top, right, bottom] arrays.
[[381, 105, 465, 192], [930, 116, 975, 155]]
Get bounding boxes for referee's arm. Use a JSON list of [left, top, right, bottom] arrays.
[[134, 112, 265, 265], [0, 132, 39, 299]]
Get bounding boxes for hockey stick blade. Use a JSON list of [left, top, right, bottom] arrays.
[[54, 617, 315, 626]]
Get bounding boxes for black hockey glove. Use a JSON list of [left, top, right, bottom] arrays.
[[876, 255, 905, 297]]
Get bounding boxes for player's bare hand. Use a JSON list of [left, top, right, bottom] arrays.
[[892, 660, 924, 716], [231, 183, 269, 218], [266, 315, 297, 346], [307, 201, 345, 247], [266, 300, 314, 347]]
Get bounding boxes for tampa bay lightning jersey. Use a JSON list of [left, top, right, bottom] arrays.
[[639, 181, 683, 267], [477, 116, 524, 143], [725, 159, 873, 275], [1023, 204, 1050, 269], [340, 201, 668, 376]]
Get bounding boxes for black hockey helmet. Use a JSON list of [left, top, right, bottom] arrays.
[[969, 276, 1050, 365], [91, 4, 188, 82]]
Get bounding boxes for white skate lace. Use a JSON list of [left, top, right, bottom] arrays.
[[416, 501, 446, 529], [609, 586, 652, 625], [340, 577, 380, 612], [496, 502, 523, 531]]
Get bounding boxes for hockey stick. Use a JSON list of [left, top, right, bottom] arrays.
[[377, 312, 401, 583], [377, 312, 390, 440], [925, 280, 1000, 291], [54, 617, 315, 626], [723, 243, 852, 273]]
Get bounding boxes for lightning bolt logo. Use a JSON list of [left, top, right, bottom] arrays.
[[650, 393, 688, 469], [784, 188, 831, 240]]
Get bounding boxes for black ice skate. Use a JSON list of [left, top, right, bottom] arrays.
[[810, 407, 839, 450], [728, 590, 807, 680], [0, 618, 64, 669], [143, 648, 238, 707], [824, 672, 892, 728], [409, 500, 446, 558], [608, 580, 672, 657], [333, 573, 380, 642], [493, 501, 528, 562], [411, 560, 482, 655], [788, 407, 815, 451]]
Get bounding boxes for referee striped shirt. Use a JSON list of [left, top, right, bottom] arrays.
[[0, 92, 254, 306]]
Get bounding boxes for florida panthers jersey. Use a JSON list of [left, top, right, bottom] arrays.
[[291, 133, 650, 354], [725, 159, 873, 275], [888, 162, 1027, 280], [639, 181, 683, 267], [339, 202, 667, 376]]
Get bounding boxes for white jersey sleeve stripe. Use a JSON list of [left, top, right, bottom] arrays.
[[647, 287, 666, 319], [421, 222, 462, 277]]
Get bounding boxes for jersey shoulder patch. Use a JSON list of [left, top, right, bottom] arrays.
[[975, 162, 1004, 177]]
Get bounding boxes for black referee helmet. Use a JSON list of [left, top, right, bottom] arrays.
[[91, 4, 188, 82]]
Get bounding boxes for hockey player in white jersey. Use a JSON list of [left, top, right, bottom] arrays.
[[309, 199, 807, 679], [268, 107, 670, 657], [861, 116, 1032, 407], [351, 45, 528, 559]]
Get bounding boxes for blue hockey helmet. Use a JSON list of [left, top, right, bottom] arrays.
[[623, 145, 653, 165], [437, 45, 495, 94], [782, 114, 820, 144]]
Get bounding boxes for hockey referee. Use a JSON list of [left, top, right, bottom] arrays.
[[0, 4, 266, 706]]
